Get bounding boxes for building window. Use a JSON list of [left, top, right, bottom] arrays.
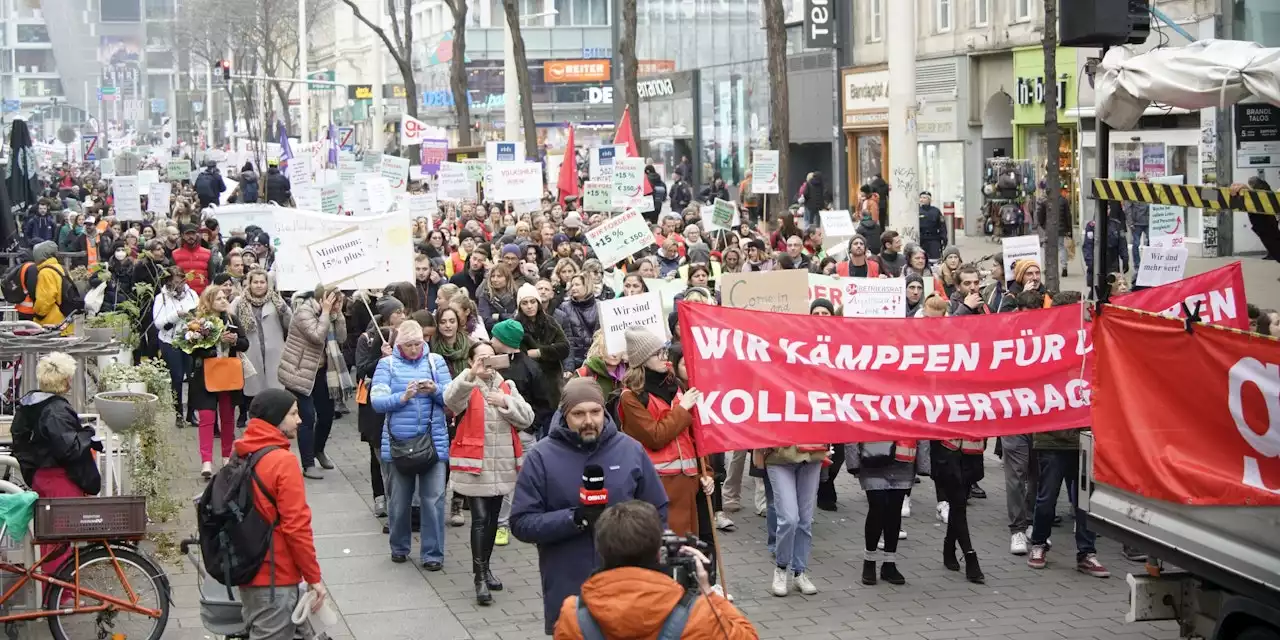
[[936, 0, 952, 32], [553, 0, 606, 25], [974, 0, 988, 26], [1014, 0, 1031, 22], [16, 25, 50, 44], [868, 0, 882, 42]]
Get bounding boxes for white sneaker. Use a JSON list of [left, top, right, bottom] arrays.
[[714, 511, 737, 531], [793, 572, 818, 595], [1010, 531, 1029, 555], [770, 567, 789, 597], [373, 495, 387, 517], [901, 497, 912, 518], [936, 501, 950, 524]]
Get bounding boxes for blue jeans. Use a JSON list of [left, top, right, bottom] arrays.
[[766, 462, 821, 573], [389, 462, 446, 563], [1030, 449, 1095, 559], [1131, 224, 1149, 270], [291, 391, 316, 470], [763, 473, 777, 555], [159, 342, 186, 410]]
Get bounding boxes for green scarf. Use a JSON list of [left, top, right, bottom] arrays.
[[431, 333, 472, 377]]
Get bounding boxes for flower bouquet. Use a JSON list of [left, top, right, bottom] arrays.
[[172, 314, 226, 354]]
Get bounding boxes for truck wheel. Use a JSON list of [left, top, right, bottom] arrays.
[[1236, 625, 1280, 640]]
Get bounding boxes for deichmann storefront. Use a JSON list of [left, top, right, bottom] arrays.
[[1011, 46, 1081, 225], [840, 66, 889, 202], [638, 70, 700, 185]]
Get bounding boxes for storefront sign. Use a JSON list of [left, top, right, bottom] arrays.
[[1015, 76, 1068, 109], [587, 86, 614, 105], [638, 78, 675, 99], [583, 47, 612, 59], [544, 59, 611, 83], [841, 67, 889, 129], [803, 0, 835, 49], [639, 60, 677, 76], [1234, 103, 1280, 167], [348, 84, 374, 100], [917, 101, 959, 142], [638, 71, 695, 102]]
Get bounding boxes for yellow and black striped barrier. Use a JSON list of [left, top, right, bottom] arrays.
[[1091, 178, 1279, 216]]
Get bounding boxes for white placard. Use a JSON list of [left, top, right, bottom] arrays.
[[221, 178, 238, 205], [307, 226, 377, 287], [590, 145, 622, 180], [820, 210, 856, 238], [338, 158, 360, 185], [583, 181, 612, 212], [319, 184, 343, 215], [290, 152, 314, 185], [379, 155, 411, 192], [612, 157, 645, 209], [437, 162, 474, 201], [598, 292, 667, 355], [839, 277, 907, 318], [136, 169, 159, 191], [512, 198, 541, 215], [1148, 175, 1186, 247], [1136, 245, 1189, 287], [585, 209, 655, 266], [402, 193, 439, 221], [212, 204, 414, 292], [1001, 235, 1044, 277], [365, 176, 393, 215], [487, 162, 543, 201], [750, 149, 780, 194], [294, 184, 325, 212], [113, 176, 142, 221], [545, 154, 564, 199], [147, 182, 170, 215]]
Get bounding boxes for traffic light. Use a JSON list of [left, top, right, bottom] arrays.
[[217, 59, 232, 81]]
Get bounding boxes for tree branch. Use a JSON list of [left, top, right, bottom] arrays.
[[339, 0, 408, 68]]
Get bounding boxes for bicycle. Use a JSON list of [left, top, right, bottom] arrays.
[[0, 493, 171, 640]]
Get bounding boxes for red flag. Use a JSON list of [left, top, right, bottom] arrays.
[[557, 124, 579, 206], [1111, 262, 1249, 331], [613, 105, 653, 195]]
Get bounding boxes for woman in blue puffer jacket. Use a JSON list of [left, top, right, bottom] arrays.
[[372, 319, 454, 569]]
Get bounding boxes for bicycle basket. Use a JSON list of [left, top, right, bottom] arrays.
[[33, 497, 147, 543]]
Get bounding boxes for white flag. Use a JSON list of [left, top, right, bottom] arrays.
[[400, 114, 428, 146]]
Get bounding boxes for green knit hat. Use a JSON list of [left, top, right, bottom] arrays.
[[491, 319, 524, 349]]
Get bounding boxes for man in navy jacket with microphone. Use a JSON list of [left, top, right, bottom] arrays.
[[510, 378, 669, 635]]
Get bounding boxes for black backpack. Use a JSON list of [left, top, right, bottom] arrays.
[[38, 264, 84, 317], [195, 170, 218, 201], [1, 262, 34, 305], [197, 446, 280, 595]]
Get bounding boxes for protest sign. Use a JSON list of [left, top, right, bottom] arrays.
[[590, 145, 620, 180], [307, 226, 376, 287], [719, 270, 809, 315], [1135, 245, 1189, 287], [213, 204, 414, 291], [750, 150, 779, 194], [839, 277, 907, 318], [419, 138, 449, 176], [512, 198, 540, 215], [364, 176, 393, 214], [221, 179, 238, 205], [583, 181, 612, 212], [113, 176, 142, 221], [584, 209, 655, 266], [487, 162, 542, 201], [599, 292, 667, 355], [319, 184, 343, 215], [167, 159, 191, 182], [1001, 235, 1043, 276], [463, 159, 486, 183], [485, 140, 518, 163], [677, 303, 1093, 455], [820, 210, 856, 239], [147, 182, 170, 215], [291, 152, 314, 185], [611, 157, 645, 209], [379, 155, 411, 191], [636, 195, 655, 213], [137, 169, 159, 192], [401, 193, 439, 221], [338, 158, 360, 185], [1111, 262, 1248, 330], [643, 278, 690, 315], [361, 152, 382, 171], [710, 199, 736, 230], [294, 184, 324, 212], [808, 273, 932, 311], [545, 155, 563, 198], [1148, 175, 1186, 247], [437, 162, 474, 201]]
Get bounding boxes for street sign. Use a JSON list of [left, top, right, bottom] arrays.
[[308, 70, 335, 92], [150, 98, 166, 114], [82, 134, 99, 162], [100, 87, 117, 95], [1, 100, 18, 113], [192, 101, 203, 113], [337, 126, 354, 151]]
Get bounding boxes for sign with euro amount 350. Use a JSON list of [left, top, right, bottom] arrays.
[[585, 209, 655, 266]]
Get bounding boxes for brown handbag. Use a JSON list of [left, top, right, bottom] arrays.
[[204, 357, 246, 392]]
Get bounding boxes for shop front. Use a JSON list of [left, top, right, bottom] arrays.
[[638, 70, 701, 185], [914, 57, 972, 227], [841, 65, 889, 204], [1011, 46, 1080, 226]]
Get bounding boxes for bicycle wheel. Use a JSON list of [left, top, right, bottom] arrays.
[[43, 544, 171, 640]]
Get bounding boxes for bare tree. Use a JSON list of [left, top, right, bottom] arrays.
[[1042, 0, 1061, 290], [763, 0, 791, 219], [617, 0, 640, 148], [340, 0, 420, 118], [502, 0, 538, 159], [441, 0, 473, 146]]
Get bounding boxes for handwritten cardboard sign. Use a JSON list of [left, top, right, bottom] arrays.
[[719, 270, 809, 315], [585, 209, 654, 266], [599, 292, 667, 355]]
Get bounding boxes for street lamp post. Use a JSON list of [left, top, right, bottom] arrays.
[[503, 10, 558, 145]]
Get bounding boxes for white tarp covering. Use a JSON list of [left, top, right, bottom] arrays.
[[1096, 39, 1280, 130]]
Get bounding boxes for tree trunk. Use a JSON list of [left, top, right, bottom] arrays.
[[619, 0, 640, 150], [447, 0, 472, 147], [502, 0, 539, 160], [271, 80, 293, 135], [1042, 0, 1061, 291], [763, 0, 791, 221]]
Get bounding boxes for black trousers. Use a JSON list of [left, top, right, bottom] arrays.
[[692, 488, 719, 586], [368, 441, 384, 499], [468, 496, 502, 569], [940, 480, 973, 554], [816, 445, 845, 506], [865, 489, 908, 554]]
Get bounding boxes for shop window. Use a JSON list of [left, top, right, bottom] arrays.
[[1234, 0, 1280, 48], [16, 25, 49, 44], [100, 0, 142, 22]]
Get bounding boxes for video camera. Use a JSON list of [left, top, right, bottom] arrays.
[[658, 531, 713, 592]]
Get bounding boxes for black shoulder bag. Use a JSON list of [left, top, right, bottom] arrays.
[[387, 355, 440, 474]]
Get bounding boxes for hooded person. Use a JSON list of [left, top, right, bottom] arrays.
[[904, 273, 926, 317], [231, 388, 328, 633], [509, 378, 669, 635], [514, 282, 569, 429], [30, 240, 71, 333]]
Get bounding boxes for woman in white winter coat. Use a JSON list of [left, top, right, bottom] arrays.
[[444, 341, 533, 607], [228, 268, 292, 427], [152, 267, 198, 426]]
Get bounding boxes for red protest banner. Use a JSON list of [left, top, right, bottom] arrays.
[[677, 302, 1093, 455], [1091, 305, 1280, 505], [1110, 262, 1248, 330]]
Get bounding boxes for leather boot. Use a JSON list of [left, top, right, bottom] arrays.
[[880, 562, 906, 585], [473, 561, 492, 605], [943, 534, 960, 571], [861, 560, 877, 585], [964, 551, 985, 584]]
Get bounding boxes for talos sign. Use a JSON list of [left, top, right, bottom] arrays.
[[544, 60, 611, 83]]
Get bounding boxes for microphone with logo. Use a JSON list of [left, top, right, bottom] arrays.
[[573, 465, 608, 531]]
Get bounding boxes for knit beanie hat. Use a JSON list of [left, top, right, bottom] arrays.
[[686, 242, 712, 266], [394, 320, 425, 345], [375, 295, 405, 323], [516, 282, 540, 304], [1013, 258, 1041, 284], [248, 388, 297, 427], [625, 327, 665, 366], [32, 240, 58, 263], [810, 298, 836, 315], [502, 243, 521, 258], [904, 273, 924, 290], [492, 319, 524, 349], [940, 245, 961, 263], [561, 377, 605, 413]]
